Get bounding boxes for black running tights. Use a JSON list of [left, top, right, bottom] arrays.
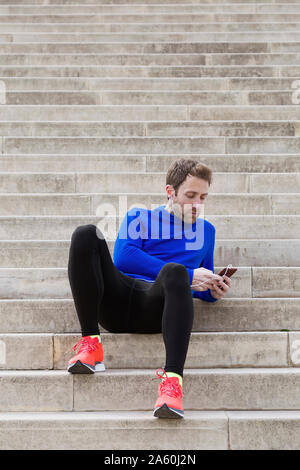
[[67, 224, 194, 377]]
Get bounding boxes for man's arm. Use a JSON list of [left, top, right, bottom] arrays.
[[192, 225, 218, 303], [113, 208, 194, 284]]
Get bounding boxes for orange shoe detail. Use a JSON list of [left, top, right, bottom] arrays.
[[67, 336, 105, 374], [152, 368, 184, 418]]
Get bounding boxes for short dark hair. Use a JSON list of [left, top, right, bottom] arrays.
[[165, 158, 213, 199]]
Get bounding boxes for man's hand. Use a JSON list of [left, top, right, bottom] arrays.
[[191, 267, 223, 292], [209, 275, 232, 300]]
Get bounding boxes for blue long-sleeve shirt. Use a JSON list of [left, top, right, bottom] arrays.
[[113, 204, 218, 302]]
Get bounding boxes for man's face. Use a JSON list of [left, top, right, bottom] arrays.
[[166, 174, 209, 223]]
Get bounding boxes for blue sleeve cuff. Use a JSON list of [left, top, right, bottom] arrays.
[[205, 289, 219, 302], [187, 268, 194, 286]]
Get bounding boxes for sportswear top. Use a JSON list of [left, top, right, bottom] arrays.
[[113, 204, 218, 302]]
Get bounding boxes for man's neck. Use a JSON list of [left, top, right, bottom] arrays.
[[164, 201, 196, 225], [164, 201, 184, 222]]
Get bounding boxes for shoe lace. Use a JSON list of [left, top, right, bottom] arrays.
[[65, 337, 98, 356], [152, 368, 183, 398]]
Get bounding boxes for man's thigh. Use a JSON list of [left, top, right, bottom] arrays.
[[98, 271, 137, 333], [126, 278, 165, 334]]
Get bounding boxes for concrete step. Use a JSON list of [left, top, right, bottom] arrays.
[[4, 5, 300, 14], [1, 90, 300, 106], [0, 153, 147, 172], [0, 171, 299, 193], [2, 64, 300, 77], [1, 154, 300, 173], [228, 410, 300, 450], [56, 331, 300, 369], [3, 53, 300, 66], [3, 136, 300, 154], [0, 266, 248, 297], [0, 410, 229, 450], [0, 121, 298, 138], [4, 32, 300, 43], [0, 90, 258, 105], [0, 331, 296, 370], [3, 6, 300, 15], [1, 77, 299, 91], [190, 106, 300, 120], [0, 265, 300, 296], [0, 298, 298, 334], [1, 409, 300, 450], [0, 215, 299, 240], [0, 42, 298, 54], [2, 105, 300, 122], [3, 23, 300, 34], [3, 0, 300, 4], [2, 368, 300, 411], [0, 193, 298, 215], [0, 42, 297, 56]]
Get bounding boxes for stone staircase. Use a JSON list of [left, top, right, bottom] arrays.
[[0, 0, 300, 450]]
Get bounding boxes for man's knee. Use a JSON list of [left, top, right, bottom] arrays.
[[71, 224, 97, 245], [161, 262, 190, 289]]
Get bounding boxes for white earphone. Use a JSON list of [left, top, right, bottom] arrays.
[[190, 264, 232, 288]]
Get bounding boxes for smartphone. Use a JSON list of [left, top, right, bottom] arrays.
[[215, 267, 238, 290], [217, 267, 238, 278]]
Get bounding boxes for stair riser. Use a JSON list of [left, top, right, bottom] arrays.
[[2, 106, 300, 121], [0, 194, 286, 216], [0, 171, 299, 193], [2, 53, 300, 66], [0, 122, 298, 137], [1, 240, 300, 267], [0, 154, 299, 173], [3, 33, 300, 43], [0, 91, 299, 106], [0, 298, 299, 333], [0, 332, 293, 370], [1, 410, 300, 450], [2, 23, 300, 34], [0, 411, 228, 450], [2, 370, 300, 411], [0, 77, 299, 91], [0, 215, 299, 240], [2, 136, 300, 155]]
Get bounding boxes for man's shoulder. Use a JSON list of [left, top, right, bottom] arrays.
[[126, 206, 148, 217], [202, 218, 216, 234]]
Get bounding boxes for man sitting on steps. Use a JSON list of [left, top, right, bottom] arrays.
[[66, 158, 232, 419]]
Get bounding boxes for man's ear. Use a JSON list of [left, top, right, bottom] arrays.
[[166, 185, 174, 199]]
